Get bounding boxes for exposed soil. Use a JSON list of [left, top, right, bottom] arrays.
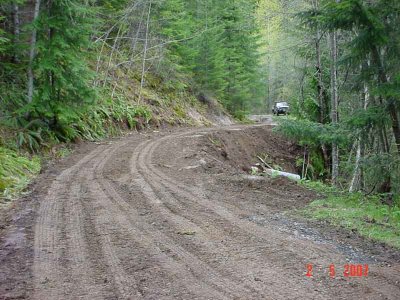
[[201, 124, 300, 174], [1, 124, 399, 299]]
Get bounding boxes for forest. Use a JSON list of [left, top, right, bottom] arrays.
[[1, 0, 400, 201], [264, 0, 400, 196], [2, 2, 400, 297]]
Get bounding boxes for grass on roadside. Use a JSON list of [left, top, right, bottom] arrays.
[[0, 147, 41, 202], [300, 180, 400, 249]]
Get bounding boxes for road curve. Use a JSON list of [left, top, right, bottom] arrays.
[[25, 125, 400, 299]]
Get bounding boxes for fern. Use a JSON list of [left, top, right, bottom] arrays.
[[0, 147, 41, 201]]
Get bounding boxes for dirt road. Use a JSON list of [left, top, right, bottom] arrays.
[[248, 115, 277, 125], [1, 125, 400, 299]]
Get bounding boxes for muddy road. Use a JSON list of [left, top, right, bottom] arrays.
[[1, 125, 400, 299]]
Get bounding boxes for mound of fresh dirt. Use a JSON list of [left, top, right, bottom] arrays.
[[153, 125, 317, 212], [200, 125, 301, 175]]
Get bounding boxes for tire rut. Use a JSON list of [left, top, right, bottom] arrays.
[[33, 146, 109, 299], [133, 132, 329, 299], [30, 127, 400, 300], [94, 140, 232, 299], [133, 140, 287, 298], [137, 129, 400, 299], [131, 141, 268, 298]]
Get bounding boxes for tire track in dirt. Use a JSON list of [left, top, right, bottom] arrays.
[[139, 129, 400, 299], [94, 139, 234, 299], [75, 143, 143, 299], [64, 171, 105, 298], [130, 140, 270, 298], [144, 132, 332, 258], [132, 138, 293, 298], [31, 126, 400, 300], [34, 143, 148, 299], [34, 136, 226, 299], [133, 131, 330, 299], [33, 146, 109, 299]]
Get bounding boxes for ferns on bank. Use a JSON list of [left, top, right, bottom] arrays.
[[0, 147, 40, 201]]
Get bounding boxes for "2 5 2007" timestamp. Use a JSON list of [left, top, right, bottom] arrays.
[[306, 264, 369, 278]]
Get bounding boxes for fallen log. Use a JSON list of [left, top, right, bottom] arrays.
[[264, 169, 301, 181]]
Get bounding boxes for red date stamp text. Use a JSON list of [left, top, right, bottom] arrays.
[[306, 264, 369, 278]]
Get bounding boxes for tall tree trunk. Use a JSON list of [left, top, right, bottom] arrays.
[[387, 103, 400, 154], [371, 47, 400, 155], [315, 27, 330, 170], [27, 0, 41, 104], [13, 4, 20, 37], [330, 28, 339, 185], [204, 1, 209, 90], [129, 4, 147, 67], [316, 29, 325, 124], [12, 3, 20, 62], [102, 26, 122, 88], [139, 0, 152, 104], [349, 81, 369, 192], [349, 139, 362, 192]]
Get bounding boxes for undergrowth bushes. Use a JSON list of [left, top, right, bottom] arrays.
[[0, 67, 215, 202], [1, 96, 152, 152], [0, 94, 152, 201], [72, 96, 152, 142]]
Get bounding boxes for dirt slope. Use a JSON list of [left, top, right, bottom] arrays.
[[1, 125, 399, 299]]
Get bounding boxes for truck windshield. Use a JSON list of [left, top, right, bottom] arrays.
[[276, 102, 288, 107]]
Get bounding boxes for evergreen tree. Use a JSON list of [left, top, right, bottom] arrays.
[[318, 0, 400, 191], [219, 0, 264, 115], [156, 0, 198, 75], [27, 0, 96, 140], [143, 0, 266, 116], [0, 0, 27, 115], [192, 0, 228, 97]]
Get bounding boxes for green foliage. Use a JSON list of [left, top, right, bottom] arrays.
[[0, 147, 41, 201], [155, 0, 266, 115], [2, 0, 266, 152], [361, 153, 400, 194], [27, 0, 97, 133], [0, 17, 8, 53], [89, 95, 151, 136], [1, 95, 152, 150], [296, 96, 321, 122], [345, 106, 390, 130], [302, 188, 400, 248], [276, 118, 356, 180], [218, 0, 265, 113], [275, 118, 350, 148], [98, 0, 130, 13], [297, 149, 326, 180], [300, 179, 341, 194], [0, 117, 47, 152], [67, 97, 152, 142], [194, 23, 228, 98], [232, 110, 250, 122], [157, 0, 197, 74]]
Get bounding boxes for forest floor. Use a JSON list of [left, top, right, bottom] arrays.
[[0, 123, 400, 299]]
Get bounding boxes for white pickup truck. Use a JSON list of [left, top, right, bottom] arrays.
[[272, 102, 290, 116]]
